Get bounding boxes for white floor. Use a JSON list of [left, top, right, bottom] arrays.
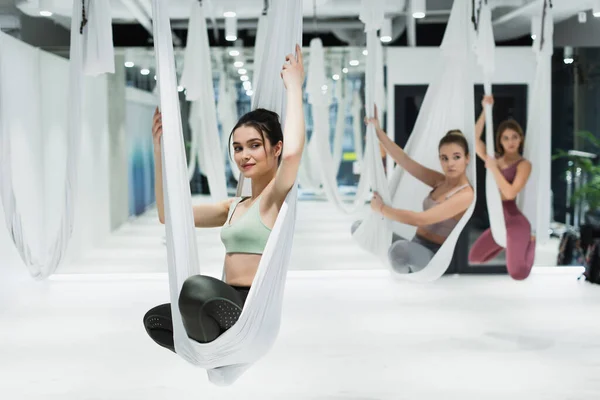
[[1, 199, 599, 400]]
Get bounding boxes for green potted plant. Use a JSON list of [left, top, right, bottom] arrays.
[[553, 131, 600, 242]]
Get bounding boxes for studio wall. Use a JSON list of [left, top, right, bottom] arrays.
[[125, 87, 157, 216]]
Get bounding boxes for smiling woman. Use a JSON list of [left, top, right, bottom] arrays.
[[143, 44, 306, 351]]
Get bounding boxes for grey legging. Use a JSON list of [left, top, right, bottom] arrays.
[[351, 220, 441, 274]]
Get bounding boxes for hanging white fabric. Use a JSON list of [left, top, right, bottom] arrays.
[[82, 0, 115, 76], [351, 0, 392, 263], [518, 0, 553, 244], [252, 12, 269, 92], [351, 30, 393, 265], [180, 2, 228, 200], [187, 101, 209, 179], [151, 0, 303, 385], [331, 74, 347, 177], [352, 90, 365, 165], [358, 0, 386, 32], [353, 0, 478, 282], [0, 0, 113, 279], [475, 0, 507, 247], [217, 72, 240, 181], [307, 38, 371, 214]]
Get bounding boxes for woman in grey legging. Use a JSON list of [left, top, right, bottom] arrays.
[[352, 108, 474, 274]]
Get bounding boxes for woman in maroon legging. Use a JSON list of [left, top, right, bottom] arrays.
[[468, 95, 536, 280]]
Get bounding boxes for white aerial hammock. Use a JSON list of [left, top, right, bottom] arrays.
[[474, 0, 507, 247], [351, 89, 365, 167], [0, 0, 114, 279], [151, 0, 302, 385], [217, 71, 241, 182], [331, 66, 347, 177], [252, 3, 269, 92], [180, 1, 228, 200], [306, 37, 371, 214], [518, 0, 553, 245], [352, 0, 478, 282]]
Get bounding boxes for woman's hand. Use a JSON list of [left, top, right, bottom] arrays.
[[364, 104, 381, 131], [152, 107, 163, 148], [370, 191, 384, 214], [485, 156, 498, 170], [281, 44, 305, 90], [481, 95, 494, 108]]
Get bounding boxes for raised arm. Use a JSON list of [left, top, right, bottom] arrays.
[[270, 44, 306, 202], [367, 105, 444, 188], [372, 188, 474, 227], [152, 107, 234, 228], [474, 95, 494, 162], [152, 108, 166, 224]]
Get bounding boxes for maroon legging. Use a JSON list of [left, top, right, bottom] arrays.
[[469, 200, 536, 280]]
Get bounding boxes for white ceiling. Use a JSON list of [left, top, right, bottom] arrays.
[[12, 0, 600, 42]]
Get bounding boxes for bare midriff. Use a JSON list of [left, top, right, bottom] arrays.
[[415, 209, 465, 245], [223, 253, 261, 287], [415, 227, 447, 245]]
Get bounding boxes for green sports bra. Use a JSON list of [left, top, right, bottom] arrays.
[[220, 196, 272, 255]]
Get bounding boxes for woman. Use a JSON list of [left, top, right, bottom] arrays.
[[353, 107, 474, 274], [468, 95, 535, 280], [143, 45, 305, 352]]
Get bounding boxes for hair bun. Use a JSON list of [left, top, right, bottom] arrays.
[[446, 129, 464, 137]]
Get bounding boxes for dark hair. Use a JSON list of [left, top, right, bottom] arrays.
[[228, 108, 284, 163], [438, 129, 469, 156], [495, 119, 524, 156]]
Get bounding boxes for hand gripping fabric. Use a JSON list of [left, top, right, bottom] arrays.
[[151, 0, 302, 385]]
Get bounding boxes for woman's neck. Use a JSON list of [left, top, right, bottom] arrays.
[[250, 170, 277, 198], [502, 152, 521, 162], [444, 174, 469, 188]]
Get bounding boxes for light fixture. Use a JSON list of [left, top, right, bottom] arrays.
[[234, 61, 244, 68], [349, 60, 359, 66], [124, 61, 135, 68], [564, 46, 574, 64], [140, 68, 150, 76], [380, 18, 393, 43], [246, 90, 254, 96], [362, 49, 368, 56], [225, 15, 237, 41], [321, 85, 328, 91], [229, 49, 240, 57], [342, 68, 349, 74], [594, 0, 600, 17], [154, 75, 157, 81], [177, 86, 184, 92], [243, 81, 252, 90], [39, 0, 53, 17], [223, 11, 236, 18], [238, 68, 247, 75], [411, 0, 426, 19], [578, 11, 587, 23], [240, 75, 249, 82], [332, 74, 340, 80], [530, 16, 540, 40]]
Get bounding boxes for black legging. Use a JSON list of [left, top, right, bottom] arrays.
[[143, 275, 250, 353]]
